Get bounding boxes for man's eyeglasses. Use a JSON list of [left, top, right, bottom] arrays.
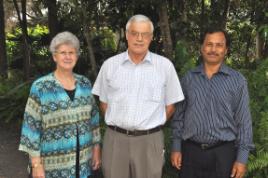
[[128, 31, 152, 39]]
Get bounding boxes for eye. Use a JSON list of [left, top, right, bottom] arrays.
[[130, 31, 139, 36], [59, 51, 67, 55], [141, 32, 152, 38], [216, 43, 224, 48], [206, 43, 213, 47]]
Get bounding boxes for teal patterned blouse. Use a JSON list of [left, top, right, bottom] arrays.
[[19, 73, 101, 178]]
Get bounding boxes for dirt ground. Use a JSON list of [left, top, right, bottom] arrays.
[[0, 121, 28, 178], [0, 121, 103, 178]]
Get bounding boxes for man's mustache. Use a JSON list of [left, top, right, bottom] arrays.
[[207, 52, 219, 56]]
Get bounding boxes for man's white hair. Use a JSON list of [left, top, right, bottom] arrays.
[[126, 14, 154, 33]]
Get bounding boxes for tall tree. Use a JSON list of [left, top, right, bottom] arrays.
[[254, 1, 268, 59], [157, 1, 173, 60], [210, 0, 230, 28], [46, 0, 59, 39], [200, 0, 205, 40], [73, 0, 97, 77], [0, 0, 8, 78], [13, 0, 31, 80]]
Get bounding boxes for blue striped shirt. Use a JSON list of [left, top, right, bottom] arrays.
[[171, 64, 254, 164]]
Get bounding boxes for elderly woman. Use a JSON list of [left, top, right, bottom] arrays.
[[19, 31, 101, 178]]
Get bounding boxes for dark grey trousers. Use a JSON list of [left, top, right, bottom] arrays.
[[180, 140, 236, 178]]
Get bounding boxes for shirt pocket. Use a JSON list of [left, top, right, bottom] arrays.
[[107, 76, 127, 103], [186, 88, 197, 108], [145, 78, 165, 103]]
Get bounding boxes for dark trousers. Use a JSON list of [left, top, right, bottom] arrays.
[[180, 140, 236, 178]]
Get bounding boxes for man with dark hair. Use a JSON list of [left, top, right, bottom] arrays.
[[171, 27, 254, 178]]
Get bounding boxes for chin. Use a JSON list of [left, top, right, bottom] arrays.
[[133, 49, 147, 54]]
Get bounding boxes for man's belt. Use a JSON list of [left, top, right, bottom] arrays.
[[185, 139, 234, 150], [108, 125, 162, 136]]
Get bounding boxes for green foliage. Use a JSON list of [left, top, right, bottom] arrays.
[[248, 151, 268, 177], [6, 25, 51, 73], [174, 40, 196, 77], [0, 70, 31, 123], [244, 58, 268, 177], [92, 27, 117, 52], [162, 126, 179, 178], [258, 24, 268, 42]]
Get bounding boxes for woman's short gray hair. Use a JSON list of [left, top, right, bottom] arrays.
[[49, 31, 80, 55], [126, 14, 154, 33]]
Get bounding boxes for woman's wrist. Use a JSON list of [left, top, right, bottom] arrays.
[[31, 162, 43, 168]]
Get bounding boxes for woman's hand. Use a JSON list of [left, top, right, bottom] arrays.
[[32, 165, 45, 178], [91, 144, 101, 170], [31, 156, 45, 178]]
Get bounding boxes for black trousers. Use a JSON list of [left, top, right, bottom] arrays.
[[180, 140, 236, 178]]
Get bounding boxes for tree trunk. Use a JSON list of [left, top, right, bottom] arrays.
[[13, 0, 31, 80], [221, 0, 230, 29], [158, 1, 173, 60], [244, 34, 251, 68], [80, 1, 97, 78], [256, 31, 263, 59], [0, 0, 8, 78], [47, 0, 59, 39], [200, 0, 205, 40], [116, 28, 125, 53], [210, 0, 230, 29]]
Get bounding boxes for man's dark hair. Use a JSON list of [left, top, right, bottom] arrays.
[[200, 27, 230, 48]]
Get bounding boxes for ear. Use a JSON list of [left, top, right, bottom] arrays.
[[225, 48, 228, 55], [126, 32, 129, 41], [200, 45, 204, 54], [52, 55, 57, 62]]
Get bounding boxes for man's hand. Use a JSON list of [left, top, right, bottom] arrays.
[[231, 162, 247, 178], [171, 151, 182, 170], [91, 145, 101, 170]]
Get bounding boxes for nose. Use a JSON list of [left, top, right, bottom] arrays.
[[136, 33, 143, 41], [210, 45, 217, 52]]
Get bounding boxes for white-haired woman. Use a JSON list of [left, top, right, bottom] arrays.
[[19, 31, 101, 178]]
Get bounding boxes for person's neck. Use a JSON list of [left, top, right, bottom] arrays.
[[204, 62, 222, 79], [54, 69, 75, 90], [128, 51, 147, 64]]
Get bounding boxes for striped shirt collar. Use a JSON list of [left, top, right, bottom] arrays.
[[121, 50, 153, 65], [192, 63, 231, 76]]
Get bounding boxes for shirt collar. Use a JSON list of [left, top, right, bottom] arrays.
[[192, 63, 231, 76], [121, 50, 152, 65]]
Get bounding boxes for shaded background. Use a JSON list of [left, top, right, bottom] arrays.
[[0, 0, 268, 177]]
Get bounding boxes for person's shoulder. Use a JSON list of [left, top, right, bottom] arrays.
[[184, 65, 199, 77], [103, 51, 126, 66], [150, 52, 173, 66], [149, 52, 176, 72], [74, 73, 88, 81], [32, 73, 54, 86], [225, 66, 247, 81], [74, 73, 92, 87], [30, 73, 54, 95]]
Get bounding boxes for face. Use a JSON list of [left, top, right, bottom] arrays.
[[53, 44, 78, 71], [201, 32, 228, 65], [126, 21, 153, 57]]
